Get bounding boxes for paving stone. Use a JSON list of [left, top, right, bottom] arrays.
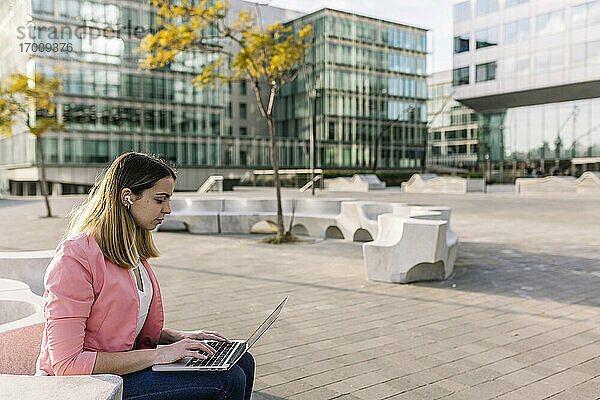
[[2, 192, 600, 399]]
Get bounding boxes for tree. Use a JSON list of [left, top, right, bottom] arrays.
[[138, 0, 312, 242], [0, 72, 63, 217]]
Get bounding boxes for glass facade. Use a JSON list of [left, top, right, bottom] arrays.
[[427, 72, 479, 170], [0, 0, 231, 170], [276, 9, 428, 169], [454, 0, 600, 179], [2, 2, 429, 183], [482, 99, 600, 162]]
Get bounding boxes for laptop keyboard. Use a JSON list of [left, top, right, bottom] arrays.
[[186, 341, 238, 367]]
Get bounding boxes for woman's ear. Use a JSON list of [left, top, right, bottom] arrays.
[[121, 188, 133, 206]]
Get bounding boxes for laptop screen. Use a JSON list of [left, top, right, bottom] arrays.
[[246, 297, 288, 349]]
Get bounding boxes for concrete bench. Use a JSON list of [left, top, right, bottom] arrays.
[[515, 172, 600, 194], [363, 214, 455, 283], [282, 198, 346, 238], [0, 279, 123, 399], [325, 174, 386, 192], [220, 198, 278, 234], [0, 278, 43, 333], [515, 176, 577, 193], [160, 199, 223, 234], [153, 197, 460, 284], [0, 250, 54, 296], [335, 201, 408, 242], [402, 173, 486, 194]]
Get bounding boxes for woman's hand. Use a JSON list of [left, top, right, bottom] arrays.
[[180, 329, 232, 343], [154, 338, 217, 365]]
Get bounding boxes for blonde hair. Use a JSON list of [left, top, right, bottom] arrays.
[[67, 152, 176, 268]]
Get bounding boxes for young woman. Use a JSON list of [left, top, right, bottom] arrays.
[[36, 152, 254, 400]]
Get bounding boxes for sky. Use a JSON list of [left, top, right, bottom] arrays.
[[268, 0, 454, 74]]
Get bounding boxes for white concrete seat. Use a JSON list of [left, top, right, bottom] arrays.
[[0, 277, 122, 398], [282, 199, 345, 238], [325, 174, 386, 192], [515, 176, 577, 193], [0, 250, 54, 296], [515, 172, 600, 194], [220, 198, 277, 233], [406, 206, 458, 270], [335, 201, 408, 241], [363, 214, 454, 283], [0, 320, 123, 399], [161, 199, 223, 234], [401, 173, 473, 194], [0, 278, 43, 333], [577, 172, 600, 193]]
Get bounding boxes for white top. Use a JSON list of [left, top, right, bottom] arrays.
[[131, 260, 153, 339]]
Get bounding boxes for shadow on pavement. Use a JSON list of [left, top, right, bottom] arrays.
[[417, 241, 600, 308], [251, 392, 285, 400]]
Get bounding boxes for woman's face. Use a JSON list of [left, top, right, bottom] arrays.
[[124, 176, 175, 230]]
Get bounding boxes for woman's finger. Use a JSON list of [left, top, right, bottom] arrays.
[[187, 352, 207, 359], [207, 331, 231, 343], [195, 342, 216, 355]]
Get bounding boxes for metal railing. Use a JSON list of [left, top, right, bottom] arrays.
[[197, 175, 224, 193], [299, 175, 322, 192]]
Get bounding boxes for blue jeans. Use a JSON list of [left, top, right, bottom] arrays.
[[121, 353, 255, 400]]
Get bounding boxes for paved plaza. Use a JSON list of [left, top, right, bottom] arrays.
[[1, 189, 600, 399]]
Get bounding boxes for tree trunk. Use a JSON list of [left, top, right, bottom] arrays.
[[35, 135, 52, 218], [266, 116, 284, 237]]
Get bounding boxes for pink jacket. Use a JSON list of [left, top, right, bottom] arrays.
[[36, 232, 164, 376]]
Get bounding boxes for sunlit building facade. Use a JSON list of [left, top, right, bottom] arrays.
[[0, 1, 427, 195], [278, 9, 428, 170], [427, 70, 479, 171], [453, 0, 600, 179]]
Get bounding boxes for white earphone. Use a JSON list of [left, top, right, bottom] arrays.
[[124, 195, 133, 205]]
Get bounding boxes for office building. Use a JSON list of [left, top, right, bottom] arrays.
[[279, 8, 428, 170], [453, 0, 600, 179], [427, 70, 479, 171], [0, 1, 427, 194]]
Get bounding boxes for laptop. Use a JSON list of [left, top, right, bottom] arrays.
[[152, 296, 288, 372]]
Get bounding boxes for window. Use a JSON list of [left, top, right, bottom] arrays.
[[476, 26, 498, 49], [225, 102, 231, 118], [239, 127, 247, 136], [33, 0, 54, 14], [505, 18, 529, 43], [571, 4, 587, 26], [454, 1, 471, 22], [536, 10, 564, 36], [571, 1, 600, 26], [535, 49, 563, 72], [476, 0, 498, 15], [503, 55, 530, 76], [476, 61, 497, 82], [239, 81, 247, 96], [505, 0, 528, 7], [587, 41, 600, 66], [454, 34, 470, 53], [453, 66, 470, 86], [210, 113, 220, 135], [239, 103, 247, 119]]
